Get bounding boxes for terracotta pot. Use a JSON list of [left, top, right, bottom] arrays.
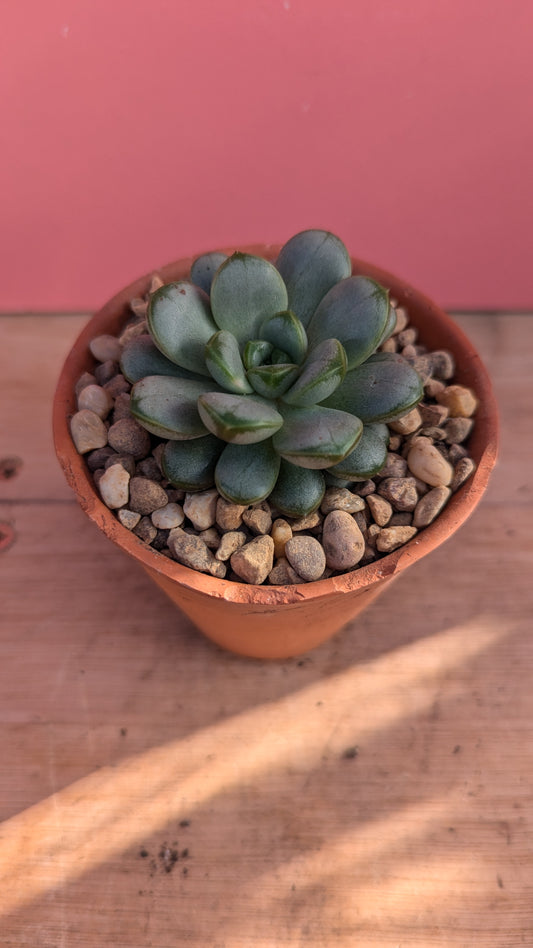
[[53, 247, 498, 659]]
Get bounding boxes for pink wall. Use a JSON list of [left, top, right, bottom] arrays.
[[2, 0, 532, 311]]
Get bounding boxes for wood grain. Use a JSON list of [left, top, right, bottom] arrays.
[[0, 313, 532, 946]]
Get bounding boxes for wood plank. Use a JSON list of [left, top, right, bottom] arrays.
[[0, 312, 532, 946]]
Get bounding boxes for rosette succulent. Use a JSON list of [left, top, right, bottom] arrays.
[[120, 230, 424, 517]]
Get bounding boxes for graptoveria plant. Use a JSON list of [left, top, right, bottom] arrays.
[[121, 230, 424, 517]]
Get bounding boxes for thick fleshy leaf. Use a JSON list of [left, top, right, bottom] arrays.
[[376, 304, 397, 348], [276, 230, 352, 327], [148, 282, 217, 375], [269, 460, 325, 517], [271, 348, 291, 364], [307, 276, 390, 369], [130, 375, 214, 439], [210, 252, 288, 344], [205, 331, 253, 394], [322, 352, 424, 422], [243, 339, 274, 369], [282, 338, 347, 407], [190, 252, 228, 294], [162, 434, 224, 490], [120, 335, 207, 383], [215, 440, 281, 506], [197, 392, 283, 444], [329, 423, 390, 479], [247, 363, 300, 399], [273, 404, 363, 469], [259, 310, 308, 364]]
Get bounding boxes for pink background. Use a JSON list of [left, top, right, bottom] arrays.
[[2, 0, 532, 311]]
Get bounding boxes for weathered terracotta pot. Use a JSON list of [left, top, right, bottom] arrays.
[[53, 247, 498, 659]]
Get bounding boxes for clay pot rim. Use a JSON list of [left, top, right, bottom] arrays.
[[53, 246, 499, 606]]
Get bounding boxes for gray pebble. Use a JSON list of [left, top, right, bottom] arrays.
[[285, 536, 326, 582], [451, 457, 476, 491], [320, 487, 365, 514], [230, 536, 274, 585], [94, 360, 119, 386], [444, 417, 474, 444], [413, 486, 451, 528], [322, 510, 365, 570], [89, 334, 123, 363], [133, 516, 158, 544], [105, 453, 136, 477], [129, 476, 169, 515], [429, 350, 455, 380], [75, 371, 97, 397], [70, 409, 108, 454], [103, 374, 131, 398], [378, 477, 419, 511], [268, 557, 303, 585], [117, 508, 141, 530], [86, 446, 117, 471], [112, 392, 132, 421], [108, 417, 151, 460]]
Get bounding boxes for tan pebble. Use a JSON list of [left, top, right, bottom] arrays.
[[289, 510, 322, 531], [230, 536, 274, 585], [108, 417, 151, 460], [365, 523, 382, 548], [168, 528, 225, 577], [183, 488, 219, 531], [451, 457, 476, 491], [75, 371, 97, 397], [216, 531, 247, 561], [397, 327, 418, 347], [216, 497, 247, 531], [429, 350, 455, 380], [98, 463, 130, 509], [149, 273, 165, 293], [366, 493, 393, 526], [126, 299, 148, 320], [270, 519, 293, 559], [424, 378, 446, 399], [268, 557, 303, 585], [198, 527, 220, 549], [420, 425, 446, 441], [322, 510, 365, 571], [407, 438, 453, 487], [437, 384, 478, 418], [378, 452, 407, 479], [117, 508, 141, 530], [70, 409, 108, 454], [285, 536, 326, 582], [392, 306, 409, 333], [378, 477, 419, 511], [388, 407, 423, 436], [413, 486, 451, 528], [379, 337, 397, 353], [89, 334, 123, 363], [151, 503, 184, 529], [320, 487, 365, 514], [419, 402, 449, 427], [242, 501, 272, 535], [104, 374, 131, 399], [129, 476, 168, 515], [376, 526, 418, 552]]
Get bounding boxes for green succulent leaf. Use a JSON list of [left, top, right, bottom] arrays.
[[197, 392, 284, 444], [273, 404, 363, 469], [247, 363, 300, 399], [162, 434, 224, 490], [205, 330, 253, 394], [271, 348, 291, 364], [282, 338, 347, 407], [307, 276, 390, 369], [130, 375, 214, 440], [323, 352, 424, 422], [190, 252, 228, 295], [210, 252, 289, 344], [329, 423, 390, 479], [376, 304, 397, 347], [215, 440, 281, 506], [276, 230, 352, 327], [243, 339, 274, 370], [269, 460, 326, 518], [148, 282, 217, 376], [259, 310, 308, 364], [120, 335, 207, 383]]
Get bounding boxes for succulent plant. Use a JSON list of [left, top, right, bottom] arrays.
[[120, 230, 424, 517]]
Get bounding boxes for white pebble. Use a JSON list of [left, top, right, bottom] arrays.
[[406, 438, 453, 487], [70, 409, 108, 454], [183, 489, 219, 531], [98, 463, 130, 509], [151, 503, 185, 529], [77, 383, 113, 419]]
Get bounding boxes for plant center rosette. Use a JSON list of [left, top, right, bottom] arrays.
[[122, 230, 425, 518]]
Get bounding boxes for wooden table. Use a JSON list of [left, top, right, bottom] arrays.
[[1, 312, 531, 946]]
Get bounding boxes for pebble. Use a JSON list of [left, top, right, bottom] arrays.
[[289, 510, 322, 531], [94, 360, 119, 386], [168, 528, 226, 578], [448, 443, 468, 464], [451, 456, 476, 492], [419, 402, 449, 427], [77, 384, 113, 419], [366, 493, 393, 526], [75, 371, 97, 397], [378, 452, 408, 479], [198, 527, 221, 549], [365, 523, 382, 548], [376, 526, 418, 552], [413, 486, 451, 528], [89, 334, 123, 363], [216, 497, 247, 531], [108, 417, 151, 460], [388, 512, 413, 527], [242, 502, 272, 535], [151, 502, 185, 529], [268, 557, 303, 585], [392, 306, 409, 333], [388, 407, 422, 435], [322, 510, 365, 570], [129, 476, 169, 515], [270, 518, 293, 559], [285, 536, 326, 582], [183, 489, 219, 531], [117, 508, 142, 530], [105, 453, 136, 477], [424, 378, 446, 399], [70, 409, 108, 454], [352, 479, 376, 497], [429, 350, 455, 380], [86, 445, 117, 471], [230, 536, 275, 585], [133, 516, 158, 544], [112, 392, 132, 421], [136, 456, 164, 481], [444, 417, 474, 444], [407, 438, 453, 487], [378, 477, 419, 511], [98, 463, 130, 508], [320, 487, 365, 514], [216, 531, 247, 561], [437, 384, 478, 418], [103, 374, 131, 399]]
